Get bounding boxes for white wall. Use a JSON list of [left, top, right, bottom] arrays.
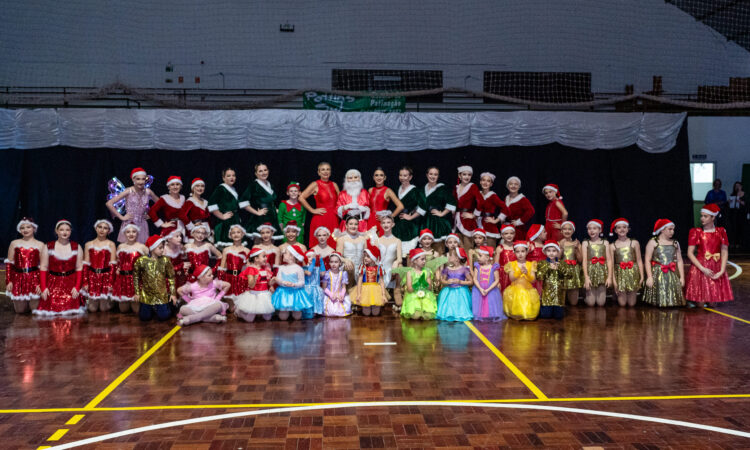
[[688, 116, 750, 185], [2, 0, 749, 92]]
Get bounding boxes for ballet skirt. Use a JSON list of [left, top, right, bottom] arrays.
[[401, 268, 438, 319], [271, 269, 313, 312], [436, 266, 473, 321], [182, 279, 228, 314], [234, 266, 275, 315]]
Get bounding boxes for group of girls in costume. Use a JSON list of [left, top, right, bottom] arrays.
[[4, 164, 734, 324]]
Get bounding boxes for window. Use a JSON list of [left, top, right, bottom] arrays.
[[690, 162, 715, 201]]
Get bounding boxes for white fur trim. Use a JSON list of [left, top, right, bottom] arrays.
[[47, 248, 78, 261], [161, 194, 185, 209], [117, 248, 146, 257], [121, 223, 141, 233], [196, 266, 212, 279], [445, 204, 456, 212], [148, 238, 165, 251], [456, 182, 474, 199], [416, 206, 426, 216], [6, 292, 41, 301], [529, 228, 544, 242], [398, 184, 415, 199], [55, 220, 72, 230], [314, 226, 331, 237], [16, 220, 38, 233], [225, 249, 247, 260], [221, 183, 238, 199], [32, 306, 86, 317], [166, 178, 183, 187], [131, 170, 146, 178], [701, 208, 719, 216], [543, 242, 561, 251], [255, 179, 274, 196], [542, 184, 557, 193], [187, 196, 207, 209], [94, 220, 114, 232], [190, 223, 211, 235], [457, 165, 473, 174], [238, 201, 250, 209], [480, 172, 496, 182], [513, 242, 529, 249], [286, 246, 305, 262], [653, 222, 675, 235], [208, 204, 219, 213], [424, 183, 444, 197], [506, 176, 521, 188], [185, 246, 210, 255], [153, 219, 165, 228], [256, 223, 276, 232], [284, 224, 301, 233], [587, 220, 603, 229], [505, 193, 526, 206], [561, 221, 575, 231], [229, 224, 247, 235]]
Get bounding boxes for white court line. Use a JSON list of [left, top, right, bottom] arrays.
[[364, 342, 397, 346], [47, 401, 750, 448], [728, 261, 742, 281]]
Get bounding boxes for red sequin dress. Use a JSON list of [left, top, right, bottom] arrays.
[[35, 242, 84, 316], [308, 180, 339, 249], [165, 247, 187, 289], [83, 246, 114, 300], [186, 246, 214, 283], [496, 246, 517, 292], [220, 249, 248, 298], [112, 249, 144, 301], [685, 227, 734, 303], [5, 243, 41, 301], [367, 185, 391, 235], [544, 199, 565, 243]]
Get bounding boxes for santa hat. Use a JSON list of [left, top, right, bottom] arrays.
[[160, 224, 181, 239], [130, 167, 147, 179], [445, 233, 461, 244], [480, 172, 496, 182], [16, 217, 38, 233], [513, 240, 529, 249], [286, 181, 301, 192], [329, 251, 343, 263], [652, 218, 674, 236], [419, 229, 434, 241], [542, 240, 560, 252], [409, 248, 427, 261], [190, 223, 210, 235], [55, 219, 72, 230], [561, 220, 575, 231], [542, 183, 562, 199], [314, 226, 331, 237], [701, 204, 720, 216], [587, 219, 603, 230], [500, 224, 515, 234], [248, 247, 265, 259], [452, 247, 467, 261], [256, 222, 276, 233], [94, 219, 114, 232], [286, 244, 306, 263], [526, 224, 544, 242], [609, 218, 629, 236], [506, 176, 521, 187], [192, 264, 212, 280], [121, 223, 140, 233], [364, 243, 381, 263], [284, 220, 301, 233], [472, 228, 487, 238], [229, 224, 247, 235], [146, 235, 165, 251], [166, 176, 182, 187], [190, 178, 205, 190], [476, 245, 494, 258], [457, 165, 473, 174]]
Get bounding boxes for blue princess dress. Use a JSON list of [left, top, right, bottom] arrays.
[[436, 266, 474, 321], [272, 267, 313, 313]]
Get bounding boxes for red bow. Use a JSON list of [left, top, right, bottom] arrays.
[[619, 261, 634, 270], [590, 257, 605, 265], [661, 262, 676, 273], [565, 260, 578, 266]]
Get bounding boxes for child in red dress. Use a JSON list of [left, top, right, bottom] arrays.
[[685, 204, 734, 307], [542, 183, 568, 243], [5, 218, 45, 313], [493, 224, 517, 293], [82, 220, 117, 312]]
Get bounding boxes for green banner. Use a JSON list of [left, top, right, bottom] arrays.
[[303, 91, 405, 112]]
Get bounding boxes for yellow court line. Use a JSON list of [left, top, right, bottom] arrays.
[[65, 415, 85, 425], [463, 321, 547, 400], [4, 393, 750, 414], [47, 429, 69, 441], [705, 308, 750, 325], [83, 325, 181, 410]]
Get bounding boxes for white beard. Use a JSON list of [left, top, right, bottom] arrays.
[[344, 181, 363, 199]]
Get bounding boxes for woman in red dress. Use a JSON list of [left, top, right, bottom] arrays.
[[454, 166, 483, 248], [685, 204, 734, 306], [5, 218, 45, 313], [112, 224, 148, 313], [542, 183, 568, 243], [368, 168, 404, 236], [476, 172, 509, 249], [179, 178, 211, 238], [82, 219, 117, 312], [504, 176, 535, 239], [299, 162, 340, 248], [35, 220, 85, 317]]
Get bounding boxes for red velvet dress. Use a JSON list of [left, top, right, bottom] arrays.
[[166, 247, 188, 289], [220, 250, 248, 298], [545, 199, 565, 243], [685, 227, 734, 303], [496, 247, 516, 292], [5, 243, 41, 301], [148, 194, 186, 231], [308, 180, 339, 248], [505, 194, 535, 239], [186, 246, 214, 283], [35, 242, 84, 316], [179, 197, 210, 234], [477, 191, 509, 239], [367, 186, 391, 235], [454, 183, 481, 237], [112, 249, 144, 301], [83, 246, 114, 300], [527, 244, 545, 295]]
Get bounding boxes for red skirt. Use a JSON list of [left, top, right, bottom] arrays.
[[684, 258, 734, 303], [112, 273, 136, 302], [220, 270, 247, 297], [85, 269, 114, 299], [7, 271, 41, 301], [35, 273, 84, 316]]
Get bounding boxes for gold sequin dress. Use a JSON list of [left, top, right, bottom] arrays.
[[133, 256, 176, 305], [561, 243, 583, 289], [643, 239, 685, 307], [586, 241, 608, 287], [613, 241, 640, 293]]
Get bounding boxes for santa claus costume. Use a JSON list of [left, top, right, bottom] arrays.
[[185, 224, 221, 283], [504, 176, 535, 239], [454, 166, 482, 247], [475, 172, 509, 248], [149, 176, 186, 236], [179, 178, 211, 238], [5, 218, 44, 309], [34, 220, 86, 317], [336, 169, 371, 234], [685, 204, 734, 305]]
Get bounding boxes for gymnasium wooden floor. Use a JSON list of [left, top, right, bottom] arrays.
[[1, 260, 748, 449]]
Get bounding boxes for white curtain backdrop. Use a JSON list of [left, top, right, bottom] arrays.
[[0, 109, 686, 153]]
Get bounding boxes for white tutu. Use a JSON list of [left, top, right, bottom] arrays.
[[235, 290, 275, 315]]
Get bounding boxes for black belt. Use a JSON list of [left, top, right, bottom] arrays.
[[88, 266, 111, 274], [227, 269, 240, 276], [50, 270, 76, 277], [119, 270, 134, 276], [12, 266, 39, 273], [458, 208, 473, 212], [480, 212, 496, 217]]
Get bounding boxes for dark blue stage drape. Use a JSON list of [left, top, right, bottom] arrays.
[[0, 123, 692, 253]]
